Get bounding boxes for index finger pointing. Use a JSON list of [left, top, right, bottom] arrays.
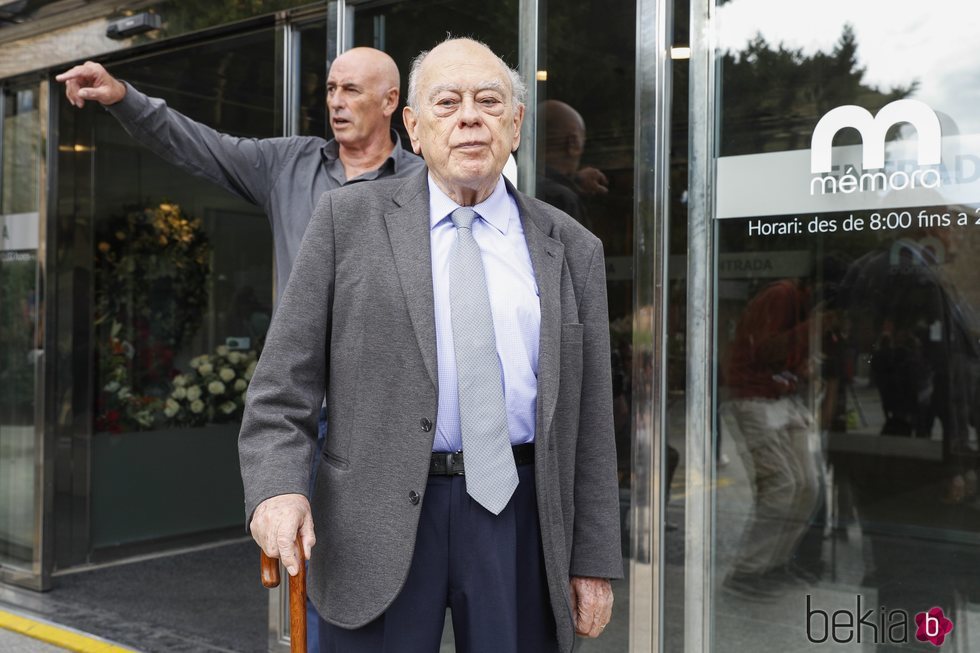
[[55, 66, 89, 82]]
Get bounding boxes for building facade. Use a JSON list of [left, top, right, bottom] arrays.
[[1, 0, 979, 651]]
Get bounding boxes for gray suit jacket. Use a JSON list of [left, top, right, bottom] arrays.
[[239, 170, 622, 652]]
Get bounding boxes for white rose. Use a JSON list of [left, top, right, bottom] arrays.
[[117, 386, 132, 400], [172, 374, 187, 387], [216, 345, 229, 357], [233, 379, 247, 392], [228, 352, 242, 365], [219, 367, 235, 382], [208, 381, 226, 395], [190, 356, 202, 369], [244, 360, 258, 381], [164, 404, 179, 418], [172, 386, 187, 400], [198, 363, 214, 375], [186, 385, 202, 401], [190, 399, 205, 414], [165, 398, 179, 411], [219, 401, 237, 414], [104, 381, 120, 393]]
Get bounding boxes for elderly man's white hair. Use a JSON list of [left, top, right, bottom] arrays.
[[407, 37, 527, 112]]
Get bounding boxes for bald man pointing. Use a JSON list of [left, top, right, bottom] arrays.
[[57, 48, 424, 301]]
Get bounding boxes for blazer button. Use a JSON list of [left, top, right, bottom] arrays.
[[409, 490, 420, 505], [420, 418, 432, 432]]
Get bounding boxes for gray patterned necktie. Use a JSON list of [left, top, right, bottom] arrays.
[[449, 207, 519, 515]]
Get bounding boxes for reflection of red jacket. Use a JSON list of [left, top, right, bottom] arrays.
[[726, 279, 811, 399]]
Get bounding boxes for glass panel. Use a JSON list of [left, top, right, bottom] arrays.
[[349, 0, 519, 148], [710, 2, 980, 650], [297, 21, 328, 139], [116, 0, 318, 46], [56, 30, 277, 549], [535, 2, 636, 650], [664, 1, 691, 650], [0, 84, 41, 568]]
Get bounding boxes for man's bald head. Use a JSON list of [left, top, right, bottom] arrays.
[[542, 100, 586, 174], [327, 47, 401, 152], [331, 47, 400, 93]]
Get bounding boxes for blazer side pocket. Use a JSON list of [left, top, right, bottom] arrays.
[[321, 446, 350, 470]]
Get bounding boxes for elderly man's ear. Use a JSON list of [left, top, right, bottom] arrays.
[[403, 106, 422, 155], [511, 104, 525, 151]]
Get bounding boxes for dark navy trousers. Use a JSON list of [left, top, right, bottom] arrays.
[[319, 463, 560, 653]]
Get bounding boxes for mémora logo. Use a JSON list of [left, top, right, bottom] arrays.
[[809, 99, 942, 195]]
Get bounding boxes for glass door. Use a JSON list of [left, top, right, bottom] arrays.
[[0, 81, 47, 589], [688, 0, 980, 650]]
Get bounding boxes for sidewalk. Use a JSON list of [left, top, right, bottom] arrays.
[[0, 607, 138, 652], [0, 538, 264, 652], [0, 626, 71, 652]]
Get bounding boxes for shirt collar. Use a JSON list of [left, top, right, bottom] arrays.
[[321, 129, 410, 171], [427, 175, 510, 235]]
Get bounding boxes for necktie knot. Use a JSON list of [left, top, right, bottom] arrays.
[[451, 207, 478, 230]]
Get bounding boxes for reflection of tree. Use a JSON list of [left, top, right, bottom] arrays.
[[720, 25, 918, 156], [122, 0, 307, 44], [0, 253, 37, 422]]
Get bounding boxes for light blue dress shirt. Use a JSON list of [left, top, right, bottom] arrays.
[[428, 175, 541, 452]]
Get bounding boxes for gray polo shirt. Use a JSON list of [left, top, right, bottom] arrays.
[[108, 82, 425, 301]]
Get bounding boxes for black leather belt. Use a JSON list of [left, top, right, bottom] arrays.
[[429, 443, 535, 476]]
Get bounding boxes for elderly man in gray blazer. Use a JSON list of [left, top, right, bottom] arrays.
[[240, 37, 621, 653]]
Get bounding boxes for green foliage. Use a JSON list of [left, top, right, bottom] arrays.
[[720, 25, 919, 156], [94, 203, 211, 432], [0, 252, 37, 421]]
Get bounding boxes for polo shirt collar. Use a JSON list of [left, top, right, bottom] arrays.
[[321, 129, 410, 172]]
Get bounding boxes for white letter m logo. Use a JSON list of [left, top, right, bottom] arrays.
[[810, 99, 941, 174]]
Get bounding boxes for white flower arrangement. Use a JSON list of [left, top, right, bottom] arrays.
[[164, 345, 258, 426]]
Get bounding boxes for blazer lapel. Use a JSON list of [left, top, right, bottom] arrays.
[[385, 172, 438, 389], [511, 184, 564, 446]]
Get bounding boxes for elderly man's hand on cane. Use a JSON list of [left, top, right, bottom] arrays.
[[250, 493, 316, 576]]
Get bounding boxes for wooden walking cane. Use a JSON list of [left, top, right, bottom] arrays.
[[260, 536, 307, 653]]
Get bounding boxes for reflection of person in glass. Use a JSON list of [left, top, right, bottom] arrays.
[[240, 38, 621, 652], [56, 48, 424, 303], [537, 100, 608, 230], [834, 226, 980, 648], [721, 276, 822, 600], [840, 226, 980, 500]]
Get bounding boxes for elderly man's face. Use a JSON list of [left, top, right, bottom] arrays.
[[327, 50, 397, 149], [404, 41, 524, 203]]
